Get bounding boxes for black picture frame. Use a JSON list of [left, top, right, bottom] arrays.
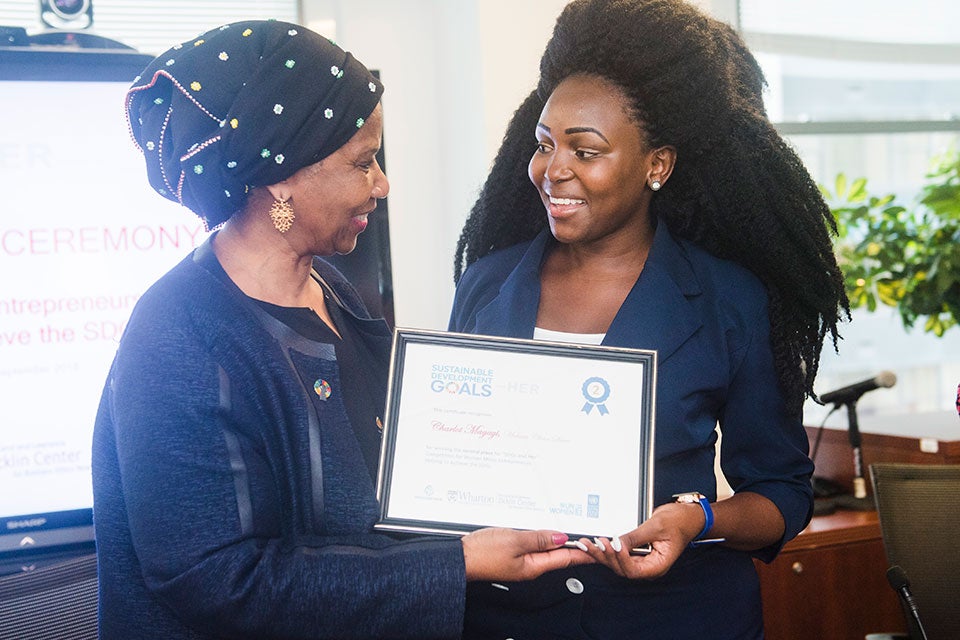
[[374, 328, 657, 542]]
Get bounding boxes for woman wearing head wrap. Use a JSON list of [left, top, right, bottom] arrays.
[[450, 1, 848, 638], [92, 21, 588, 640]]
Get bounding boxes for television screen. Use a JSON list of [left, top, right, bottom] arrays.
[[0, 47, 394, 570], [0, 47, 204, 565]]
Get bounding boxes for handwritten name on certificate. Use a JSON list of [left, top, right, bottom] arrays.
[[375, 329, 656, 540]]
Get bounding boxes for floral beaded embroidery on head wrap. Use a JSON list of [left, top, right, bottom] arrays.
[[125, 20, 384, 229]]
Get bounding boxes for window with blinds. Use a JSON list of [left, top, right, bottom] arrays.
[[736, 0, 960, 428], [0, 0, 299, 55]]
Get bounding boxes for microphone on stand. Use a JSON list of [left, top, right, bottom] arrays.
[[819, 371, 897, 405], [817, 371, 897, 505], [887, 565, 928, 640]]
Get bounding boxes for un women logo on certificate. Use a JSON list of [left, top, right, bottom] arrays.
[[587, 494, 600, 518]]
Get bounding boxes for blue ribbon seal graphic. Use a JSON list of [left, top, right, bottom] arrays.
[[581, 377, 611, 415]]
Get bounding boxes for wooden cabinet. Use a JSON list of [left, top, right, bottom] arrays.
[[755, 425, 959, 639], [755, 510, 906, 640]]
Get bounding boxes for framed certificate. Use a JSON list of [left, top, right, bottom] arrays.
[[374, 328, 657, 542]]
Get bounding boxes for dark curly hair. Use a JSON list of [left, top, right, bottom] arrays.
[[453, 0, 849, 414]]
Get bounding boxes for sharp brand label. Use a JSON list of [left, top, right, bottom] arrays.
[[6, 517, 47, 530]]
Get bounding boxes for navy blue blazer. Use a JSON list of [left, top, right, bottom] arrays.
[[449, 222, 814, 639], [93, 241, 467, 640]]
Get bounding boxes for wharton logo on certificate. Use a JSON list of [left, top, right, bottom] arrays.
[[375, 328, 657, 542]]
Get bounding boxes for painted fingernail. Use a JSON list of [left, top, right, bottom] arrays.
[[552, 532, 569, 545], [593, 537, 606, 552], [611, 536, 623, 552], [574, 541, 590, 552]]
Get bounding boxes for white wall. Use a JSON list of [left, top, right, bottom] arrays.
[[297, 0, 575, 330]]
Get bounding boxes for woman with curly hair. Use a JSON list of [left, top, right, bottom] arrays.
[[450, 0, 848, 637]]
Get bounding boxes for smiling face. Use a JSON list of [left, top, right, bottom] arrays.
[[283, 103, 389, 256], [529, 74, 669, 248]]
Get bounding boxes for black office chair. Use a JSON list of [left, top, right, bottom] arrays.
[[0, 552, 98, 640], [868, 463, 960, 640]]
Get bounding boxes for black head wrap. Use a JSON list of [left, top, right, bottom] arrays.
[[125, 20, 384, 229]]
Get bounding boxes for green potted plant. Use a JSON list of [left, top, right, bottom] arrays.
[[824, 147, 960, 336]]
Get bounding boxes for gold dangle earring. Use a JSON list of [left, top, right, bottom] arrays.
[[269, 197, 295, 233]]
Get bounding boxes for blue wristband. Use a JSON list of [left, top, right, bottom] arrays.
[[673, 492, 722, 547], [692, 495, 713, 540]]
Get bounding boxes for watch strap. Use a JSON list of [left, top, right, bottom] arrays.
[[673, 492, 724, 547]]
